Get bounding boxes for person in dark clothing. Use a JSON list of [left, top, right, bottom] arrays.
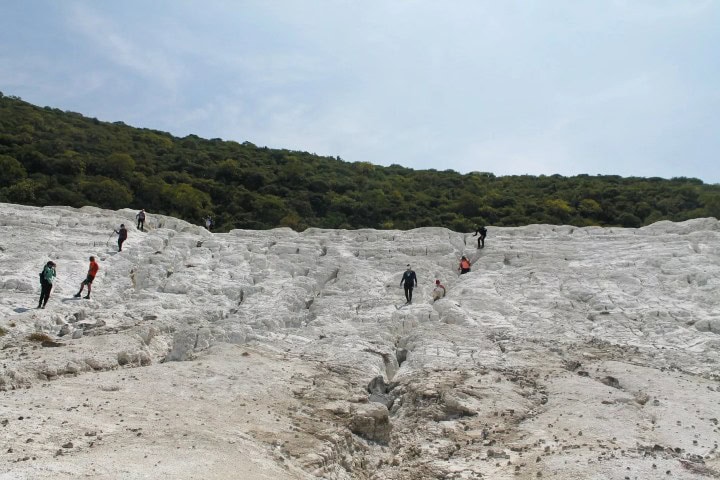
[[38, 261, 56, 309], [400, 264, 417, 304], [136, 209, 146, 231], [114, 224, 128, 251], [473, 226, 488, 248], [74, 256, 99, 299]]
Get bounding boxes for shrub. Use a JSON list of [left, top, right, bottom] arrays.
[[27, 332, 53, 342]]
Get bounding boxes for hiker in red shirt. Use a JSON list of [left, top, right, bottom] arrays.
[[74, 256, 99, 299]]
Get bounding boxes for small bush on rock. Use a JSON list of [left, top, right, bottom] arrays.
[[27, 332, 53, 343]]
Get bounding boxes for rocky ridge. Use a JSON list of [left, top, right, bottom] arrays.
[[1, 203, 719, 479]]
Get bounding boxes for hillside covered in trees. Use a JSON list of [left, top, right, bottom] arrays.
[[1, 92, 719, 232]]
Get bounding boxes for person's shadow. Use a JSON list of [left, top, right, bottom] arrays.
[[13, 307, 31, 313]]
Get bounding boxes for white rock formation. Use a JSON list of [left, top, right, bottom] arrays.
[[0, 202, 719, 479]]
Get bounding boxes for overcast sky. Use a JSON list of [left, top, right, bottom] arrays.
[[2, 1, 719, 183]]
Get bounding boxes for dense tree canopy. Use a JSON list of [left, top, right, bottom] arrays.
[[1, 92, 719, 232]]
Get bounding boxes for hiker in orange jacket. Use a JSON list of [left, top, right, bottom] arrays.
[[458, 255, 471, 275]]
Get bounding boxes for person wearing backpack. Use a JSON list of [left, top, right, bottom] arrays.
[[38, 261, 56, 309], [458, 255, 471, 275], [473, 225, 487, 248], [400, 264, 418, 304], [114, 224, 128, 251], [74, 256, 99, 299], [136, 209, 146, 231]]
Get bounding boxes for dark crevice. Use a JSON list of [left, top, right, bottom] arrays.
[[396, 348, 408, 367]]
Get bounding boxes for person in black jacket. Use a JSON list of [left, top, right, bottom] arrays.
[[136, 209, 146, 231], [400, 264, 418, 304], [114, 224, 128, 252], [473, 225, 488, 248]]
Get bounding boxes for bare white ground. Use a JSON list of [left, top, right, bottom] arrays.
[[1, 203, 719, 479]]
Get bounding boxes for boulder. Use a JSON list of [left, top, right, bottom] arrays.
[[349, 403, 391, 443]]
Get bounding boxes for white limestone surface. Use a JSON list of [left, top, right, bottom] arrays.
[[0, 202, 719, 479]]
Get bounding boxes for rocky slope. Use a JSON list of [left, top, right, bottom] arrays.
[[1, 203, 719, 479]]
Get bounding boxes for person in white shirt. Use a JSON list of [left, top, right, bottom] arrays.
[[432, 279, 446, 302]]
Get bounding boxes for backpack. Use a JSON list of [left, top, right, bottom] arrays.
[[39, 269, 46, 284]]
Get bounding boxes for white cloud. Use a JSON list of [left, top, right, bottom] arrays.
[[64, 3, 184, 92]]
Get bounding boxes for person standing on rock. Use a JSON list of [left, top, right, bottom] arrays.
[[114, 224, 128, 252], [432, 279, 446, 302], [205, 216, 213, 231], [74, 256, 99, 299], [37, 261, 56, 309], [473, 225, 487, 248], [136, 209, 146, 231], [400, 264, 417, 304], [458, 255, 471, 275]]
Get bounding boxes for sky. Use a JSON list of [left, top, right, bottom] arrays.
[[1, 1, 719, 183]]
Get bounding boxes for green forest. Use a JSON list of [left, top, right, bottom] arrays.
[[1, 92, 719, 232]]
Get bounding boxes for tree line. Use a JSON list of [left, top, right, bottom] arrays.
[[1, 92, 719, 232]]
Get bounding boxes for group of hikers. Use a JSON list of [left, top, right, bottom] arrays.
[[399, 265, 447, 305], [37, 256, 98, 308], [37, 208, 219, 309], [398, 225, 488, 305], [37, 215, 484, 309], [37, 209, 146, 308], [109, 209, 145, 253]]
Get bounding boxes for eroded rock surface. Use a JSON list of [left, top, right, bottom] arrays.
[[1, 203, 719, 479]]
